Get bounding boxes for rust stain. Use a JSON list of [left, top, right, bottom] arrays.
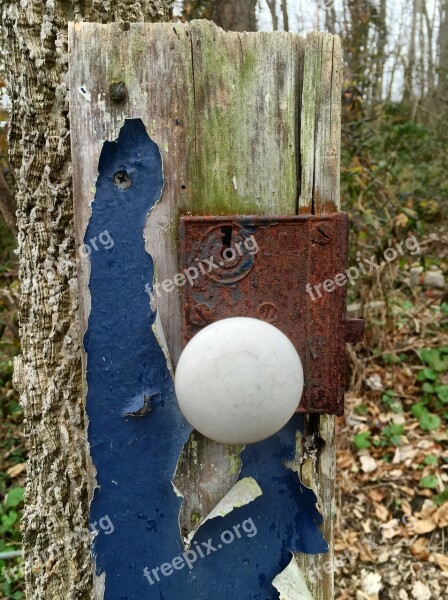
[[179, 214, 363, 416]]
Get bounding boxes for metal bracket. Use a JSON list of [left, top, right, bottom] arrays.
[[179, 214, 364, 416]]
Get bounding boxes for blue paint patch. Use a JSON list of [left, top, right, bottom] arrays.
[[189, 414, 328, 598], [85, 119, 327, 599]]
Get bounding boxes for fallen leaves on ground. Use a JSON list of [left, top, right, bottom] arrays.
[[336, 227, 448, 600]]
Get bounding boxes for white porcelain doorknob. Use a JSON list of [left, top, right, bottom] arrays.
[[175, 317, 304, 444]]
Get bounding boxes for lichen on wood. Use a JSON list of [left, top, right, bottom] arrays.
[[68, 21, 341, 600]]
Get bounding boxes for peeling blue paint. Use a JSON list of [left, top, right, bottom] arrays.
[[85, 119, 327, 599]]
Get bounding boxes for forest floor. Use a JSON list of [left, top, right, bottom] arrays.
[[335, 223, 448, 600], [1, 224, 447, 600]]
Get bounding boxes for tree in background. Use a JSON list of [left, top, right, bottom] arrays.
[[209, 0, 257, 31], [0, 80, 16, 235], [183, 0, 257, 30], [436, 0, 448, 115], [372, 0, 387, 103]]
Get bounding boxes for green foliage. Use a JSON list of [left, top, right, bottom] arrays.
[[0, 488, 23, 544], [419, 348, 448, 373], [409, 346, 448, 434], [0, 557, 24, 600], [0, 358, 14, 387], [354, 431, 371, 450], [342, 94, 447, 278], [382, 352, 407, 364], [381, 423, 404, 446], [435, 385, 448, 404], [5, 488, 24, 508], [0, 485, 24, 597], [416, 367, 437, 382], [418, 411, 442, 432], [381, 389, 402, 413], [419, 475, 439, 489], [434, 488, 448, 506]]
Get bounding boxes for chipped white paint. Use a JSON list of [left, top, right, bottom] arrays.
[[94, 572, 106, 600], [171, 481, 184, 499], [273, 555, 314, 600], [152, 312, 174, 378]]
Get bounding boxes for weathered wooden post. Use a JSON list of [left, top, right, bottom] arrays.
[[69, 21, 347, 599]]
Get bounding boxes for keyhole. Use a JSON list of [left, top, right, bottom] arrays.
[[221, 225, 233, 260]]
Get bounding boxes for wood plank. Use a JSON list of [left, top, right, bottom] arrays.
[[70, 21, 195, 367], [70, 15, 304, 534], [300, 33, 342, 214], [187, 21, 302, 216], [295, 31, 343, 600], [69, 21, 342, 599], [173, 21, 305, 536]]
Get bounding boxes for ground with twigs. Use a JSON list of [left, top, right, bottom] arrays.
[[335, 224, 448, 600]]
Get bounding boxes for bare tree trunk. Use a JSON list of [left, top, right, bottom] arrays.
[[209, 0, 257, 31], [404, 0, 417, 102], [386, 33, 403, 101], [436, 0, 448, 115], [281, 0, 289, 31], [372, 0, 387, 103], [182, 1, 258, 31], [266, 0, 279, 30], [419, 5, 426, 101], [422, 0, 435, 98], [342, 0, 376, 92], [182, 0, 207, 20], [324, 0, 337, 34], [0, 1, 172, 598]]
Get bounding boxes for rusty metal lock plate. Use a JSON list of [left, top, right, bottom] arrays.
[[179, 213, 359, 416]]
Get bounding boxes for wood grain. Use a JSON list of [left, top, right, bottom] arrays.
[[300, 33, 342, 215], [69, 22, 342, 599], [295, 32, 342, 600]]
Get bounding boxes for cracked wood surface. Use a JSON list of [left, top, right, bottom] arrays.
[[70, 21, 341, 599]]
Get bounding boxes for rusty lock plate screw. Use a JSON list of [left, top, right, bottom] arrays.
[[109, 81, 127, 102]]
